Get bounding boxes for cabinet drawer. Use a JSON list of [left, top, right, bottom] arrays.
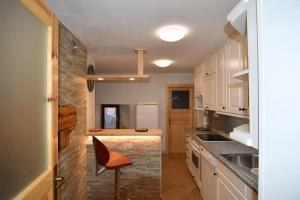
[[217, 169, 245, 200]]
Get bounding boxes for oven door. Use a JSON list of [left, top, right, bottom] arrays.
[[191, 140, 201, 187]]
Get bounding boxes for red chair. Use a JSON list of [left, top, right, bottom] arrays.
[[92, 136, 133, 199]]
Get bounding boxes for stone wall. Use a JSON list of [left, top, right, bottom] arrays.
[[58, 22, 87, 200], [87, 136, 161, 199]]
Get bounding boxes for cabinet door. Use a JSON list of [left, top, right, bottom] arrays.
[[203, 56, 215, 78], [215, 47, 227, 112], [203, 74, 215, 110], [194, 72, 202, 96], [216, 169, 245, 200], [201, 156, 217, 200], [226, 36, 249, 115], [217, 179, 240, 200]]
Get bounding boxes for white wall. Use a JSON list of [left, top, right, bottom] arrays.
[[257, 1, 300, 199], [120, 104, 131, 128], [87, 55, 95, 129], [95, 73, 193, 152]]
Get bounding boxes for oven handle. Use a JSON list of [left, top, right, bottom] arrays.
[[191, 140, 201, 154]]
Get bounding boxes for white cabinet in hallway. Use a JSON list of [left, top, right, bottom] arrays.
[[226, 35, 249, 116], [215, 46, 227, 112]]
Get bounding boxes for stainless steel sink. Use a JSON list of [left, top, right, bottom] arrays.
[[196, 134, 232, 141], [221, 153, 259, 182]]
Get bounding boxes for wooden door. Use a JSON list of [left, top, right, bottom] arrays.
[[226, 35, 249, 115], [11, 1, 59, 200], [168, 85, 194, 153], [215, 47, 227, 112]]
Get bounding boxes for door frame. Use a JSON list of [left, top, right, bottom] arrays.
[[15, 1, 58, 200], [101, 104, 120, 129], [165, 84, 194, 154]]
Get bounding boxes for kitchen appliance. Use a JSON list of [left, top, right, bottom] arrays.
[[136, 102, 158, 129], [191, 139, 202, 188]]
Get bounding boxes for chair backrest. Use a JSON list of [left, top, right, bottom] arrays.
[[92, 136, 110, 166]]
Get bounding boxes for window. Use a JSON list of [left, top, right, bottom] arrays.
[[171, 90, 190, 109], [101, 105, 120, 129]]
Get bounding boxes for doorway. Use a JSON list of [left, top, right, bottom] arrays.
[[167, 84, 194, 153], [101, 104, 120, 129]]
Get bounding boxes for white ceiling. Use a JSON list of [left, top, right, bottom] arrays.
[[46, 0, 239, 73]]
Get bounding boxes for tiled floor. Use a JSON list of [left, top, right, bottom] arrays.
[[95, 153, 203, 200], [162, 153, 203, 200]]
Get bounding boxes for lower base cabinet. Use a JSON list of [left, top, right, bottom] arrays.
[[198, 146, 258, 200], [201, 155, 217, 200]]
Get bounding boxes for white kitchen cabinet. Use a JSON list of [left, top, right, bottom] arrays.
[[196, 145, 258, 200], [201, 150, 217, 200], [215, 46, 227, 112], [194, 65, 203, 97], [203, 75, 215, 110], [216, 169, 244, 200], [203, 57, 216, 110], [226, 35, 249, 115], [203, 56, 215, 77]]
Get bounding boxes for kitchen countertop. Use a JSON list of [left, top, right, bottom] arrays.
[[86, 128, 162, 136], [188, 129, 258, 192]]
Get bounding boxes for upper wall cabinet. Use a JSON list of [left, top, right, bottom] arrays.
[[194, 65, 203, 97], [227, 0, 248, 36], [226, 35, 249, 116], [197, 34, 248, 116], [203, 57, 216, 110], [215, 46, 227, 112], [203, 56, 215, 78]]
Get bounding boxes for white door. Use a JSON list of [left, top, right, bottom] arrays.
[[215, 47, 227, 112], [0, 1, 58, 199], [226, 35, 249, 115]]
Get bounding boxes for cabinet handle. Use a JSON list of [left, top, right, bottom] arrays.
[[205, 72, 209, 76], [213, 172, 218, 176], [206, 106, 209, 109], [222, 106, 226, 109], [239, 108, 247, 111]]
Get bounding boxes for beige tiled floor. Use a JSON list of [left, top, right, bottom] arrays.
[[162, 153, 203, 200], [95, 153, 203, 200]]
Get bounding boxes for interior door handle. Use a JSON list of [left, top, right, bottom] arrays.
[[55, 176, 65, 189]]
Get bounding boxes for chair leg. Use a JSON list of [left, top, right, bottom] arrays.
[[114, 169, 119, 199]]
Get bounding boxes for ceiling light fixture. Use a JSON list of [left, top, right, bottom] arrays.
[[98, 78, 104, 81], [154, 59, 173, 68], [158, 25, 187, 42], [129, 78, 135, 81]]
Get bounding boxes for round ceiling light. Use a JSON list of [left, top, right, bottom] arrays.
[[154, 59, 173, 68], [158, 25, 187, 42]]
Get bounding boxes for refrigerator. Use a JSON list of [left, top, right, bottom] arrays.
[[136, 102, 159, 129]]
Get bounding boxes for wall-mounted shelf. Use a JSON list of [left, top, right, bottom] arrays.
[[232, 69, 248, 80], [227, 0, 248, 36], [87, 74, 150, 82]]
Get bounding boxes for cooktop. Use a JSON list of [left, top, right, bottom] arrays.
[[196, 134, 232, 141]]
